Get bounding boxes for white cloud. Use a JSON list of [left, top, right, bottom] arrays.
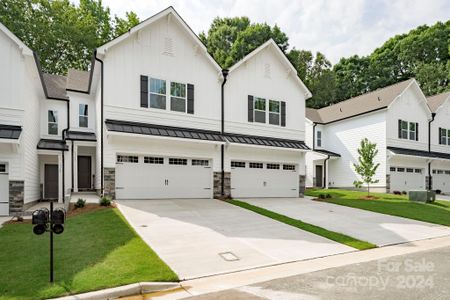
[[99, 0, 450, 64]]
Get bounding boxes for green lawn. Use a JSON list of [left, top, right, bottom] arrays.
[[230, 200, 376, 250], [0, 208, 178, 300], [306, 189, 450, 226]]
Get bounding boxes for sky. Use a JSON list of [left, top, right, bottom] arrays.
[[96, 0, 450, 64]]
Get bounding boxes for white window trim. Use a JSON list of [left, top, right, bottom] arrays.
[[145, 76, 189, 114], [253, 97, 266, 124], [170, 81, 187, 113], [268, 99, 281, 126], [148, 77, 167, 110], [399, 120, 417, 141]]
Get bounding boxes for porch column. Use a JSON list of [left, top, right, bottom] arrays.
[[57, 153, 63, 203], [73, 143, 78, 192]]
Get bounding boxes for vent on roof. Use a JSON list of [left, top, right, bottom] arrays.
[[264, 63, 271, 78], [163, 36, 174, 56], [340, 108, 343, 112], [377, 96, 381, 101]]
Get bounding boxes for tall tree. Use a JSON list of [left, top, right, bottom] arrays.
[[353, 138, 380, 196], [200, 17, 288, 68], [0, 0, 140, 74]]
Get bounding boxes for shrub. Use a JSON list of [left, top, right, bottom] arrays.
[[74, 198, 86, 208], [100, 196, 112, 206], [393, 191, 401, 195], [401, 191, 407, 195], [318, 193, 332, 199], [436, 189, 442, 194]]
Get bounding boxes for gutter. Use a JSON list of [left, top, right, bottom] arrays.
[[427, 112, 436, 190], [61, 100, 70, 203], [220, 69, 229, 196], [94, 50, 104, 196]]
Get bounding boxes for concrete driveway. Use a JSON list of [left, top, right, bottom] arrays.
[[116, 199, 354, 280], [244, 198, 450, 247]]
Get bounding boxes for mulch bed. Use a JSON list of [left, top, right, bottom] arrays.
[[359, 195, 380, 200]]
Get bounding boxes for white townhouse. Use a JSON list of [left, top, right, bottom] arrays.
[[0, 6, 311, 215], [305, 79, 450, 193], [92, 7, 311, 200]]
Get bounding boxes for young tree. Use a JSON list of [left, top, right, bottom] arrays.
[[353, 138, 380, 196]]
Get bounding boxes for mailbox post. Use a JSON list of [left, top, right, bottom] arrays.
[[32, 201, 66, 282]]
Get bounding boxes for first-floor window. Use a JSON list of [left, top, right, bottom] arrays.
[[170, 82, 187, 112], [0, 164, 6, 173], [150, 78, 167, 109], [79, 104, 88, 127], [254, 97, 266, 123], [48, 110, 58, 135]]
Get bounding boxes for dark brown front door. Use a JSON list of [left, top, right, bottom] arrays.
[[78, 156, 92, 190], [44, 164, 58, 199], [315, 165, 323, 188]]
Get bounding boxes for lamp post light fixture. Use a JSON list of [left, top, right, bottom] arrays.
[[31, 201, 66, 282]]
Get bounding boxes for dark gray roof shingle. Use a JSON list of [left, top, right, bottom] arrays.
[[67, 69, 90, 92], [42, 73, 68, 100], [388, 146, 450, 160], [65, 131, 96, 141], [37, 139, 68, 151], [427, 91, 450, 113], [224, 133, 309, 150], [0, 124, 22, 139], [314, 149, 341, 157]]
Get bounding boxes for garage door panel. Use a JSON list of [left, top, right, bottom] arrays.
[[433, 173, 450, 193], [115, 157, 212, 199], [390, 167, 425, 192], [231, 162, 298, 198]]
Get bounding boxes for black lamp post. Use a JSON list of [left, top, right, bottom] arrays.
[[32, 201, 66, 282]]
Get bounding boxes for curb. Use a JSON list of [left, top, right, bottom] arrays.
[[50, 282, 180, 300]]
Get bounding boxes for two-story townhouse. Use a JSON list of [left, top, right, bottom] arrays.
[[427, 91, 450, 193], [305, 79, 438, 193], [88, 7, 310, 200], [0, 23, 44, 216], [223, 40, 311, 198]]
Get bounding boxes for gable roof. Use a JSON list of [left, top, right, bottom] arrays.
[[96, 6, 222, 73], [42, 73, 69, 100], [67, 69, 90, 92], [306, 79, 415, 124], [0, 22, 33, 56], [427, 91, 450, 113], [228, 39, 312, 98]]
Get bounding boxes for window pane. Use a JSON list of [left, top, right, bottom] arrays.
[[317, 131, 322, 138], [254, 98, 266, 110], [255, 111, 265, 123], [170, 82, 186, 98], [150, 78, 166, 94], [79, 116, 88, 128], [48, 110, 57, 123], [401, 130, 408, 139], [150, 94, 166, 109], [269, 100, 279, 113], [79, 104, 88, 116], [171, 97, 186, 112], [48, 123, 58, 135], [409, 131, 416, 140], [269, 112, 280, 125], [401, 121, 408, 130], [409, 122, 416, 131]]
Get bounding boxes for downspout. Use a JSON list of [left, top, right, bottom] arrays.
[[71, 141, 74, 192], [428, 113, 436, 190], [61, 100, 70, 202], [220, 69, 229, 197], [312, 123, 317, 150], [323, 155, 330, 189], [94, 50, 104, 196]]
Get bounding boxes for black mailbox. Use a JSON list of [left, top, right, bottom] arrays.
[[51, 208, 66, 234], [32, 208, 49, 235]]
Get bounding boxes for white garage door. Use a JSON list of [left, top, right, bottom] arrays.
[[0, 163, 8, 216], [115, 155, 212, 199], [231, 161, 298, 198], [390, 166, 425, 192], [432, 169, 450, 193]]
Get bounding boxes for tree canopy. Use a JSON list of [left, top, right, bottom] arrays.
[[0, 0, 139, 74], [1, 1, 449, 105]]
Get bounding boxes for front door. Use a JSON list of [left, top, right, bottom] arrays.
[[315, 165, 323, 187], [78, 156, 92, 190], [44, 164, 59, 199]]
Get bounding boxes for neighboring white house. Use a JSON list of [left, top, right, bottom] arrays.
[[304, 79, 448, 193], [427, 91, 450, 193]]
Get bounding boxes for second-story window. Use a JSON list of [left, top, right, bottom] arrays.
[[398, 119, 418, 141], [150, 78, 167, 109], [317, 130, 322, 147], [269, 100, 280, 125], [439, 128, 450, 145], [254, 97, 266, 123], [170, 82, 187, 112], [48, 110, 58, 135], [79, 104, 88, 128]]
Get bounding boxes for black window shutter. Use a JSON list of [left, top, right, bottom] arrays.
[[187, 84, 194, 114], [140, 75, 148, 108], [281, 101, 286, 127], [398, 119, 402, 138], [248, 95, 254, 122], [415, 123, 419, 141], [439, 127, 442, 144]]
